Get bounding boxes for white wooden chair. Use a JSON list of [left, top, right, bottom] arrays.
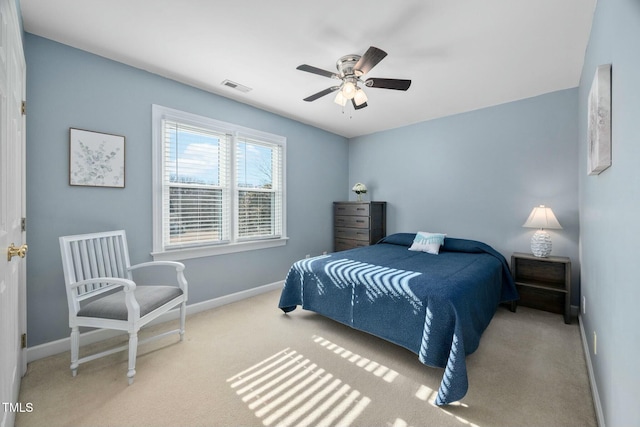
[[59, 230, 188, 384]]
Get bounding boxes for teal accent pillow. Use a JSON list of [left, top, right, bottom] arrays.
[[408, 231, 446, 255]]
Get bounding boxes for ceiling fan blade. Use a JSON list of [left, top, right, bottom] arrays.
[[365, 78, 412, 91], [352, 99, 368, 110], [296, 64, 338, 79], [354, 46, 387, 75], [303, 86, 340, 102]]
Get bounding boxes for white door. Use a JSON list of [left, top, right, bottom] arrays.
[[0, 0, 27, 426]]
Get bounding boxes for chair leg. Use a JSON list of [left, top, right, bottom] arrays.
[[127, 332, 138, 385], [179, 301, 186, 341], [70, 327, 80, 377]]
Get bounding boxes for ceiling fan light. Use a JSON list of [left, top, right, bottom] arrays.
[[354, 88, 368, 106], [341, 81, 357, 99], [334, 91, 348, 106]]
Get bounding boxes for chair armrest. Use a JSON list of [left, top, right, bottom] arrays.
[[70, 277, 136, 291], [66, 277, 140, 319], [128, 261, 188, 296], [129, 261, 185, 272]]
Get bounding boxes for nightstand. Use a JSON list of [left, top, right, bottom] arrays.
[[511, 252, 572, 324]]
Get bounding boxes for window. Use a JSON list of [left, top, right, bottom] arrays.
[[152, 105, 286, 260]]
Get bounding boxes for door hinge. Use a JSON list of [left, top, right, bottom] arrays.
[[21, 217, 26, 232], [21, 333, 27, 349], [21, 101, 26, 116]]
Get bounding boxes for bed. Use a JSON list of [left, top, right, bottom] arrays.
[[278, 233, 519, 405]]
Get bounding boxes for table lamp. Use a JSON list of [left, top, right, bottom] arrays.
[[523, 205, 562, 257]]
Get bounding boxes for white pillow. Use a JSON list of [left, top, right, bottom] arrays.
[[408, 231, 446, 255]]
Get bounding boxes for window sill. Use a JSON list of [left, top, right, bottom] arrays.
[[151, 237, 289, 261]]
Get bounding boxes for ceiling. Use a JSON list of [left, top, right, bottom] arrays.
[[20, 0, 596, 138]]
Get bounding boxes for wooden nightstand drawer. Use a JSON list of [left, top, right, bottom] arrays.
[[513, 258, 567, 291], [516, 284, 565, 314]]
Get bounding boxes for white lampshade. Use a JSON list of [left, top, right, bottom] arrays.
[[354, 88, 368, 106], [334, 91, 348, 106], [523, 205, 562, 257], [522, 205, 562, 230]]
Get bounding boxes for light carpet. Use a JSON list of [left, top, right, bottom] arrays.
[[16, 289, 597, 427]]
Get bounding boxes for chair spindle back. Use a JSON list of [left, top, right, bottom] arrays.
[[60, 230, 132, 301]]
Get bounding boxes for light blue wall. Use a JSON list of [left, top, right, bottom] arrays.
[[23, 5, 639, 423], [579, 0, 640, 425], [25, 34, 348, 346], [349, 89, 580, 303]]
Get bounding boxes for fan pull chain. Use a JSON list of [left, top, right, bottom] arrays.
[[340, 104, 353, 119]]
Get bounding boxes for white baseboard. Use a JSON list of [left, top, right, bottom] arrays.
[[26, 280, 284, 363], [578, 314, 605, 427]]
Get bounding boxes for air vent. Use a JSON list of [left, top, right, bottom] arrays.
[[221, 79, 252, 93]]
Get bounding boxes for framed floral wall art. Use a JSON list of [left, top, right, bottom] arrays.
[[587, 64, 612, 175], [69, 128, 125, 188]]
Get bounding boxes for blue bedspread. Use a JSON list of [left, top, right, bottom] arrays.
[[279, 233, 518, 405]]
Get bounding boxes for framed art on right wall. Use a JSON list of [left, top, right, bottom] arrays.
[[587, 64, 612, 175]]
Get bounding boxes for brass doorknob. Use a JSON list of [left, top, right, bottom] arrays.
[[7, 243, 28, 261]]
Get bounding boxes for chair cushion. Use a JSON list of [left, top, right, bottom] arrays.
[[78, 286, 184, 320]]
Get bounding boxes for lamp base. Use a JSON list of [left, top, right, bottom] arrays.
[[531, 230, 552, 257]]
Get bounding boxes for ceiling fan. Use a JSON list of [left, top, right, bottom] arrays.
[[296, 46, 411, 110]]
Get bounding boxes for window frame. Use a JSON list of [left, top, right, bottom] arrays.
[[151, 105, 287, 261]]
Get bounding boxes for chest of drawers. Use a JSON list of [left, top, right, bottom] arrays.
[[333, 201, 386, 252]]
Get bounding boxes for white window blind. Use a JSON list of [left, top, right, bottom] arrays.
[[162, 120, 230, 249], [152, 105, 287, 259], [236, 137, 283, 240]]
